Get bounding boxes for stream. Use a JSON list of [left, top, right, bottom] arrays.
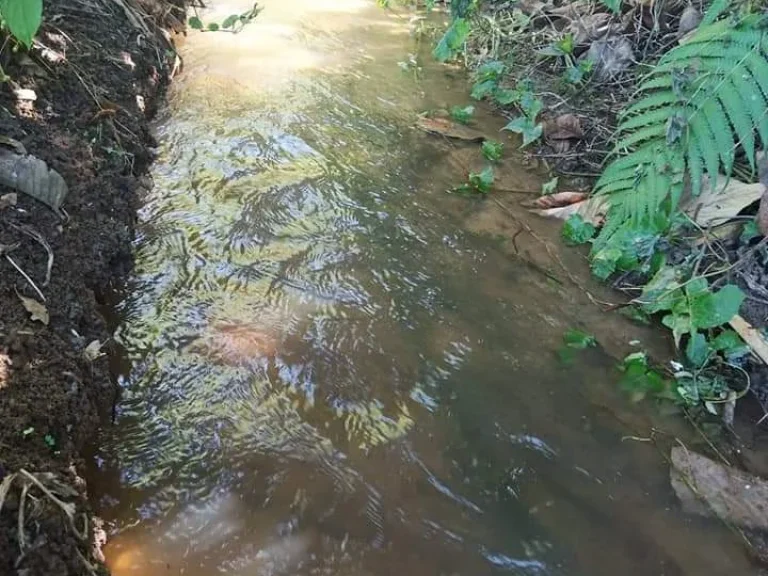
[[90, 1, 755, 574]]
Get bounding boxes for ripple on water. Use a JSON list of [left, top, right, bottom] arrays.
[[94, 1, 755, 575]]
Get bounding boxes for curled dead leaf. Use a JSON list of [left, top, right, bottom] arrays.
[[83, 340, 105, 362], [680, 174, 765, 227], [527, 191, 589, 209], [0, 193, 17, 210], [677, 5, 702, 37], [545, 114, 584, 141], [567, 13, 613, 45], [545, 114, 584, 152], [526, 191, 608, 226], [16, 291, 49, 325]]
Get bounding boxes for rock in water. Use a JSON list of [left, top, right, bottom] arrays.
[[416, 117, 487, 142], [670, 446, 768, 531]]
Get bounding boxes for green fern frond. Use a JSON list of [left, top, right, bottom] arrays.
[[702, 0, 732, 26], [595, 13, 768, 230]]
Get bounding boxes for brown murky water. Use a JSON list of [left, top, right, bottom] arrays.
[[90, 2, 756, 575]]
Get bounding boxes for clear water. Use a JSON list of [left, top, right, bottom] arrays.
[[90, 1, 754, 575]]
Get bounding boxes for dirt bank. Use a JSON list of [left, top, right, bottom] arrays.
[[0, 1, 185, 573]]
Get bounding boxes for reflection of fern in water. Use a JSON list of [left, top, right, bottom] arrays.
[[595, 10, 768, 241]]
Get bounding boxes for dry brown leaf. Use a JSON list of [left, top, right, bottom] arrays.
[[680, 175, 765, 227], [545, 114, 584, 141], [528, 191, 589, 209], [549, 0, 591, 18], [757, 189, 768, 236], [692, 221, 743, 246], [17, 292, 49, 325], [545, 114, 584, 151], [757, 151, 768, 236], [526, 192, 608, 225], [0, 193, 17, 210], [0, 150, 68, 213], [415, 117, 486, 142], [729, 315, 768, 366], [567, 13, 613, 45], [83, 340, 105, 362], [515, 0, 548, 16], [677, 5, 701, 36]]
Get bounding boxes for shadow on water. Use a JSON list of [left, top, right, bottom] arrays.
[[89, 1, 755, 574]]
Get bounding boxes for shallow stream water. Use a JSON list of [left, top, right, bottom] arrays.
[[90, 2, 755, 574]]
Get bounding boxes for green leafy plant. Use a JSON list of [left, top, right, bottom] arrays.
[[189, 3, 261, 33], [433, 17, 470, 62], [640, 267, 745, 346], [481, 140, 504, 162], [538, 33, 575, 58], [564, 59, 594, 85], [589, 219, 664, 279], [471, 60, 506, 99], [558, 328, 596, 364], [455, 166, 495, 194], [562, 214, 596, 245], [468, 166, 494, 193], [503, 85, 544, 147], [0, 0, 42, 48], [594, 12, 768, 242], [450, 104, 475, 124], [618, 352, 675, 403], [541, 176, 558, 195], [741, 219, 761, 243]]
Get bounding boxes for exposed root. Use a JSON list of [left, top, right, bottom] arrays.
[[7, 256, 46, 301], [8, 223, 54, 286], [0, 470, 89, 570]]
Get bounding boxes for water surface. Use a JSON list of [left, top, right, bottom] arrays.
[[91, 2, 754, 575]]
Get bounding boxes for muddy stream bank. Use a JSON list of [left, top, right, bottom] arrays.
[[48, 0, 765, 575]]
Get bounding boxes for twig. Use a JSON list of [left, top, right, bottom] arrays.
[[6, 255, 45, 301], [17, 481, 29, 554]]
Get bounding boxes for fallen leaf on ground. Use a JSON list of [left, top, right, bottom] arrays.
[[677, 5, 702, 36], [83, 340, 105, 361], [0, 150, 68, 213], [758, 151, 768, 235], [692, 221, 743, 246], [544, 114, 584, 152], [515, 0, 547, 15], [525, 191, 608, 225], [567, 13, 613, 45], [757, 189, 768, 236], [583, 36, 634, 81], [549, 0, 591, 18], [729, 315, 768, 366], [680, 175, 764, 227], [17, 293, 49, 325], [415, 117, 486, 142], [0, 193, 17, 210], [528, 191, 589, 209], [670, 446, 768, 530]]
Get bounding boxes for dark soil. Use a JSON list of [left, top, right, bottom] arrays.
[[0, 1, 185, 574]]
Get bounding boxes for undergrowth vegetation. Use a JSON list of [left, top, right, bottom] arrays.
[[397, 0, 768, 421]]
